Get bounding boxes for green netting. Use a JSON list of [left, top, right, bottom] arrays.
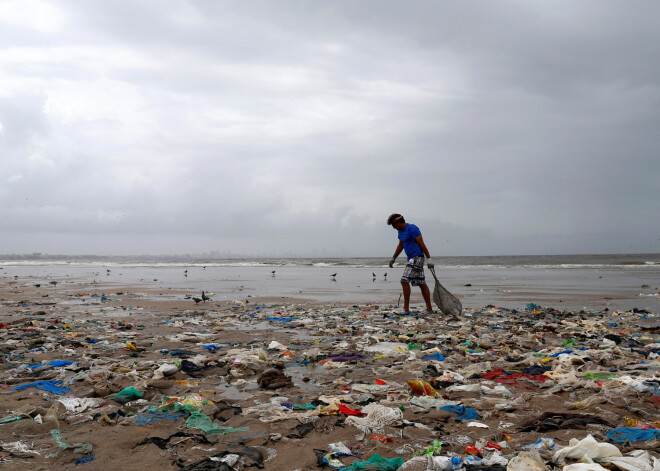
[[173, 403, 249, 435], [46, 429, 93, 458], [343, 453, 404, 470], [0, 415, 24, 424]]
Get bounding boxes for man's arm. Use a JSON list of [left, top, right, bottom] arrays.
[[393, 240, 404, 259], [390, 241, 404, 267], [415, 235, 431, 258]]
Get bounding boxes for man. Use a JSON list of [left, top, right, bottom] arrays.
[[387, 213, 434, 314]]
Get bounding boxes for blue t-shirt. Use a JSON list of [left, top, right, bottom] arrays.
[[398, 223, 423, 259]]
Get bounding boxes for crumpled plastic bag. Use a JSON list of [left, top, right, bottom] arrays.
[[109, 386, 143, 404], [562, 464, 608, 471], [57, 398, 104, 413], [552, 434, 621, 463], [364, 342, 411, 356], [399, 455, 455, 471], [410, 396, 459, 409], [506, 451, 545, 470], [152, 363, 179, 379], [600, 449, 660, 471], [345, 404, 403, 435]]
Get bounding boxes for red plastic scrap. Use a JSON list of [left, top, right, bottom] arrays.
[[375, 378, 387, 385], [338, 404, 364, 416], [370, 433, 394, 442], [495, 373, 548, 386], [481, 368, 507, 380], [485, 441, 502, 451], [465, 444, 482, 457]]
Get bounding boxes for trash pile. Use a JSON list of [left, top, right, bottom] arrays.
[[1, 288, 659, 469]]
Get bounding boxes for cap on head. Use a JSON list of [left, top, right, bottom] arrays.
[[387, 213, 405, 225]]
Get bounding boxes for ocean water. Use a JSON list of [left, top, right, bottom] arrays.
[[1, 254, 658, 311], [1, 253, 658, 269]]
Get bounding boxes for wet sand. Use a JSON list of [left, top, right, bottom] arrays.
[[1, 275, 659, 470]]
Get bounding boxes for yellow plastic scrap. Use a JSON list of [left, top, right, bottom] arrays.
[[406, 380, 440, 397], [624, 417, 639, 427], [111, 366, 133, 373], [159, 395, 213, 409], [173, 380, 200, 386], [126, 342, 138, 352], [319, 403, 341, 415]]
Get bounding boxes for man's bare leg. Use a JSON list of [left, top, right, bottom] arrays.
[[401, 281, 411, 312], [420, 283, 432, 312]]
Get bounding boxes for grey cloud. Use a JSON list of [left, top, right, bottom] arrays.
[[0, 0, 658, 256]]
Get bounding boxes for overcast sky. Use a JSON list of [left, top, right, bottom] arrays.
[[1, 1, 658, 257]]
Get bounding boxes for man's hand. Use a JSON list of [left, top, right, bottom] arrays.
[[389, 258, 395, 268], [426, 258, 434, 269]]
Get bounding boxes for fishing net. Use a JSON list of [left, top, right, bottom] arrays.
[[429, 267, 462, 316]]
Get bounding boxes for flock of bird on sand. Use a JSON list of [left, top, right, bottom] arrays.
[[185, 269, 388, 304]]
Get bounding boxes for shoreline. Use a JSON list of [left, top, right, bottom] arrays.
[[2, 262, 659, 312]]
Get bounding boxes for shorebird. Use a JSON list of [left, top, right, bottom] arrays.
[[271, 270, 276, 277], [184, 270, 188, 277], [201, 291, 210, 303], [384, 273, 387, 280], [192, 297, 202, 304]]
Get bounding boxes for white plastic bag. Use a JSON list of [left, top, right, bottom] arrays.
[[553, 435, 621, 463]]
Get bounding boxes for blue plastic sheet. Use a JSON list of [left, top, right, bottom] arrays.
[[202, 345, 222, 351], [550, 349, 574, 357], [440, 405, 479, 421], [421, 353, 445, 361], [606, 427, 660, 443], [26, 360, 75, 369], [266, 317, 295, 322], [75, 454, 95, 464], [12, 380, 71, 395]]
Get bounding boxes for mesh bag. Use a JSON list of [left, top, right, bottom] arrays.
[[429, 267, 462, 316]]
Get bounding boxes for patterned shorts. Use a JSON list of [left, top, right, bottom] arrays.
[[401, 256, 426, 286]]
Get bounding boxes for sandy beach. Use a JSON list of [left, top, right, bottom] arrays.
[[1, 267, 659, 470]]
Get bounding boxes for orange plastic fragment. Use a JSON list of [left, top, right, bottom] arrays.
[[406, 380, 439, 397]]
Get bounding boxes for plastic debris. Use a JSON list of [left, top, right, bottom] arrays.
[[46, 429, 93, 459], [2, 270, 659, 469], [606, 427, 660, 443], [109, 386, 143, 404], [11, 380, 71, 395]]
